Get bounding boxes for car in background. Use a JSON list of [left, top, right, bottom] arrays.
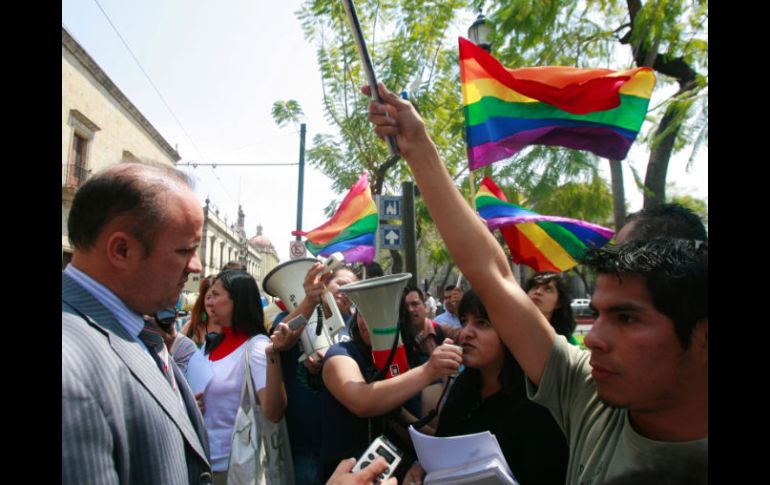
[[571, 298, 592, 314], [571, 298, 597, 329]]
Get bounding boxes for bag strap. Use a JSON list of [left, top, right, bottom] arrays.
[[239, 338, 259, 415]]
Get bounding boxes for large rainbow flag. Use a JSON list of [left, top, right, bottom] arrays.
[[292, 173, 378, 263], [460, 37, 656, 170], [476, 177, 614, 272]]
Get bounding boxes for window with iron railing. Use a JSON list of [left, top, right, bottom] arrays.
[[63, 134, 90, 188]]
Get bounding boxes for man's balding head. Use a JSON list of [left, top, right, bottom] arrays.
[[68, 162, 193, 255]]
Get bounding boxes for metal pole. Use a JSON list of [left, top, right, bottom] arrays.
[[402, 181, 418, 288], [295, 123, 306, 241]]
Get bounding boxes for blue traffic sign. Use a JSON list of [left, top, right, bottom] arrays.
[[380, 196, 401, 220], [380, 224, 402, 250]]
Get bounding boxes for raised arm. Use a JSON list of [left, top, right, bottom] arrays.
[[364, 83, 555, 385]]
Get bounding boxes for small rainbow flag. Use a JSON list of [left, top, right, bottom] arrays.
[[459, 37, 656, 170], [476, 177, 614, 272], [292, 173, 378, 263]]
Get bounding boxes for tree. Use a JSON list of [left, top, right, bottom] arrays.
[[271, 100, 305, 128], [294, 0, 468, 271], [486, 0, 708, 211]]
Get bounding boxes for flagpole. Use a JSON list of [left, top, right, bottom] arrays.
[[469, 170, 477, 211]]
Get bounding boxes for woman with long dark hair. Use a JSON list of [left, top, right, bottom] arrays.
[[199, 270, 293, 485], [523, 271, 578, 344], [404, 289, 569, 485]]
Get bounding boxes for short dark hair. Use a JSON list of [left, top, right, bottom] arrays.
[[403, 286, 424, 302], [213, 270, 266, 337], [581, 239, 708, 349], [622, 203, 707, 242], [68, 162, 192, 254], [353, 261, 383, 279], [222, 260, 247, 271], [523, 272, 576, 337]]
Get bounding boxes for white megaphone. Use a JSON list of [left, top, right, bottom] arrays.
[[262, 255, 346, 362], [338, 273, 412, 379]]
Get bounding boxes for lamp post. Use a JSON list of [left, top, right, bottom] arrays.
[[468, 13, 492, 52]]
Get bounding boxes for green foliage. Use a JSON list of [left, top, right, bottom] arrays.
[[532, 176, 614, 224], [271, 100, 305, 128], [487, 0, 708, 203], [296, 0, 467, 195]]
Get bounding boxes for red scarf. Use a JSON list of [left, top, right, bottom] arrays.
[[209, 326, 250, 361]]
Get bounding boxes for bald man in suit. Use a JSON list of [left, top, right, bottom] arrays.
[[62, 162, 212, 485]]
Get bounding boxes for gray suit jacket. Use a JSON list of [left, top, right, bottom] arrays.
[[62, 273, 212, 485]]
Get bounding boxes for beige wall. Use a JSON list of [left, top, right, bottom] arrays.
[[62, 28, 180, 264], [62, 46, 178, 175]]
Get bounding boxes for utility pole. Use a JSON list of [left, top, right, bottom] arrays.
[[295, 123, 307, 241], [402, 181, 418, 288]]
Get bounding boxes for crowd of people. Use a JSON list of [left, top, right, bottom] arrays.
[[62, 83, 707, 485]]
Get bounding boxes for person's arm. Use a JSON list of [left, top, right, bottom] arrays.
[[280, 261, 331, 323], [365, 83, 555, 385], [323, 340, 462, 418], [256, 323, 301, 422]]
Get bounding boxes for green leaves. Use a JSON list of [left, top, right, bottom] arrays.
[[271, 100, 305, 128]]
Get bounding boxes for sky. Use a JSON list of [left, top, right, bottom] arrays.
[[62, 0, 707, 261]]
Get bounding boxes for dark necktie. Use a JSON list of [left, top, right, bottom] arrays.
[[138, 325, 179, 395]]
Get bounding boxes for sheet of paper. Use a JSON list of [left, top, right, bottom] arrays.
[[409, 425, 512, 476], [185, 348, 214, 394]]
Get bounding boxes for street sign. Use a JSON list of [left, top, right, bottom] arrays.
[[380, 196, 401, 220], [290, 240, 307, 259], [380, 224, 402, 250]]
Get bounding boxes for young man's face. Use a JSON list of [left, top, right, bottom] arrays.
[[404, 291, 427, 330], [584, 274, 707, 413], [444, 289, 462, 315]]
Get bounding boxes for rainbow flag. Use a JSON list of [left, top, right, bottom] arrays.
[[476, 177, 614, 272], [459, 37, 656, 169], [292, 173, 378, 263]]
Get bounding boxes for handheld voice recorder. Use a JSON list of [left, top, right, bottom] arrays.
[[351, 434, 403, 484]]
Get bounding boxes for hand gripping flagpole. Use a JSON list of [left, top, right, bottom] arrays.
[[342, 0, 400, 158]]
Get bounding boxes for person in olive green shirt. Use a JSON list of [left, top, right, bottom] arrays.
[[363, 82, 707, 485]]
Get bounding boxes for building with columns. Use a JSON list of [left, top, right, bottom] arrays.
[[185, 201, 264, 293]]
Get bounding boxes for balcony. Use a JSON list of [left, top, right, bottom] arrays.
[[62, 163, 91, 204]]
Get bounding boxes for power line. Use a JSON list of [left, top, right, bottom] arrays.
[[178, 162, 299, 167], [92, 0, 205, 160]]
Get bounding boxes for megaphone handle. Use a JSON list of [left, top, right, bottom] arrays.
[[315, 305, 324, 336]]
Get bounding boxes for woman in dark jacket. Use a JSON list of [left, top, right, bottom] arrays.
[[404, 289, 569, 485]]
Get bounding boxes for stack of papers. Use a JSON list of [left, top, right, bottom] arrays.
[[408, 426, 518, 485]]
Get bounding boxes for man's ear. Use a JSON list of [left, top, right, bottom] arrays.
[[106, 231, 138, 269]]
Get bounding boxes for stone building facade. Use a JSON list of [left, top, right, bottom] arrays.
[[61, 26, 180, 267]]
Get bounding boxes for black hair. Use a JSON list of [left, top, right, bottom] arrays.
[[581, 238, 708, 349], [622, 203, 707, 243], [522, 272, 576, 337], [213, 269, 266, 337], [222, 260, 247, 271], [457, 289, 519, 393], [68, 162, 192, 254], [352, 261, 384, 280]]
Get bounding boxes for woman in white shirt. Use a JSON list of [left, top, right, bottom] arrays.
[[201, 269, 295, 485]]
